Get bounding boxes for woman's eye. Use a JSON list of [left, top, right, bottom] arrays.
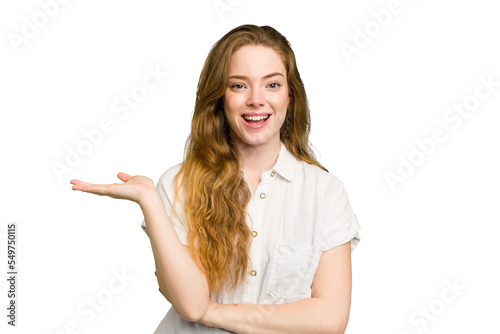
[[231, 83, 244, 89], [268, 82, 280, 89]]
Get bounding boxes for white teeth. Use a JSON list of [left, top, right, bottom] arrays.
[[243, 115, 269, 121]]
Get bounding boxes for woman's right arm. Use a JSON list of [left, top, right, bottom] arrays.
[[71, 173, 209, 322], [139, 189, 209, 322]]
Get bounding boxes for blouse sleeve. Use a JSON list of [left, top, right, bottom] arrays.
[[320, 176, 361, 253], [140, 164, 189, 246]]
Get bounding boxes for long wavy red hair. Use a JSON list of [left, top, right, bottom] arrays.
[[172, 25, 327, 294]]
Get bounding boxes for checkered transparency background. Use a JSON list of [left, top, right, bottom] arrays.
[[1, 0, 499, 333]]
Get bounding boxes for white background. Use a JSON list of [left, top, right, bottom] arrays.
[[1, 0, 499, 333]]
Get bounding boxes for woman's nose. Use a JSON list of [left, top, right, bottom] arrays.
[[246, 88, 265, 107]]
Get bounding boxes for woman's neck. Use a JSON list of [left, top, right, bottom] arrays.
[[237, 138, 281, 178]]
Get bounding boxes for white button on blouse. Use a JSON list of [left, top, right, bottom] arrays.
[[141, 141, 361, 333]]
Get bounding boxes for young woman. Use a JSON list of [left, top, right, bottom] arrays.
[[71, 24, 361, 333]]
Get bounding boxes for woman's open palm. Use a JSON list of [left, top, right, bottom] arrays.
[[70, 172, 156, 204]]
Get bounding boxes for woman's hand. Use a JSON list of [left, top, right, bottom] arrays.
[[70, 172, 156, 204]]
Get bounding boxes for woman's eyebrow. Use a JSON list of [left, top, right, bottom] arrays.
[[228, 72, 285, 80]]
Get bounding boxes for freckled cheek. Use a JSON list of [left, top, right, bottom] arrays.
[[225, 99, 246, 119], [268, 92, 289, 109], [269, 102, 289, 116], [224, 105, 242, 131]]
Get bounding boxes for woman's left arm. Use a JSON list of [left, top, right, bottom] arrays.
[[200, 241, 353, 334]]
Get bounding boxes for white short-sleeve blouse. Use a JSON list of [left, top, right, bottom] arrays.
[[141, 141, 361, 333]]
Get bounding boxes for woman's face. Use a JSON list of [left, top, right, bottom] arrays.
[[223, 44, 290, 151]]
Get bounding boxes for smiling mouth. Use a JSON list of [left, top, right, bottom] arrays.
[[242, 114, 270, 125]]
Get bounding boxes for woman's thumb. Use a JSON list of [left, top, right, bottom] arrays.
[[117, 172, 131, 182]]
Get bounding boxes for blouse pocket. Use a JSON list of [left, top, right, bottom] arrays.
[[266, 244, 322, 304]]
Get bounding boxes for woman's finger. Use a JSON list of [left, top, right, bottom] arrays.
[[117, 172, 131, 182], [71, 182, 94, 191], [71, 180, 107, 192], [80, 184, 110, 196], [70, 179, 92, 187]]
